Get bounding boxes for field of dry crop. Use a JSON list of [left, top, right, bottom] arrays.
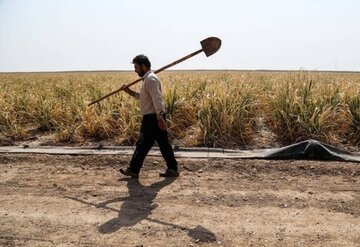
[[0, 71, 359, 149]]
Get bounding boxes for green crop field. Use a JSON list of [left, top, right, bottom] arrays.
[[1, 71, 359, 148]]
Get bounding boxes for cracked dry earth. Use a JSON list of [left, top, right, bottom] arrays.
[[0, 154, 359, 247]]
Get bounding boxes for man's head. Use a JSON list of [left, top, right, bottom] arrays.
[[132, 54, 151, 77]]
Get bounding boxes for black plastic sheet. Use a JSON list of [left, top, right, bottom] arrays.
[[262, 139, 360, 162]]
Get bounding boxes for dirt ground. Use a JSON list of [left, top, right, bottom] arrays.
[[0, 153, 359, 247]]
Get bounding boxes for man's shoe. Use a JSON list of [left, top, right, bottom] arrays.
[[119, 168, 139, 178], [159, 169, 179, 177]]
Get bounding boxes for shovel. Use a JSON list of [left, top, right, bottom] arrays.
[[88, 36, 221, 106]]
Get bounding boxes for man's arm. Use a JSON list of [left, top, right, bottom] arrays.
[[121, 85, 140, 100]]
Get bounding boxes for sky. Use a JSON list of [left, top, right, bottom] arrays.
[[0, 0, 359, 72]]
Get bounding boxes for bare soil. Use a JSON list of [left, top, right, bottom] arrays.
[[0, 154, 359, 247]]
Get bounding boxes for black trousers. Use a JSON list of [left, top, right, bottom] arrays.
[[129, 114, 178, 174]]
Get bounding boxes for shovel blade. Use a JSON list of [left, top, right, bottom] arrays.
[[200, 37, 222, 57]]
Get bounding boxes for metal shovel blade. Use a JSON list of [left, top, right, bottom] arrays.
[[201, 37, 222, 57]]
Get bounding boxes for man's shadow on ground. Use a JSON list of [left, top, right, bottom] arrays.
[[66, 177, 216, 243], [98, 177, 176, 233]]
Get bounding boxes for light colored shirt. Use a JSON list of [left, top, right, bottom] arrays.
[[139, 70, 165, 115]]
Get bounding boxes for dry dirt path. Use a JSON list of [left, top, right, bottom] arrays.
[[0, 154, 359, 246]]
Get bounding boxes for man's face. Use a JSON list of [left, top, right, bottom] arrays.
[[134, 63, 147, 77]]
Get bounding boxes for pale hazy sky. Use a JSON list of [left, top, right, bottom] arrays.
[[1, 0, 359, 72]]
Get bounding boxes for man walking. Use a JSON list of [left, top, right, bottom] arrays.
[[119, 55, 179, 178]]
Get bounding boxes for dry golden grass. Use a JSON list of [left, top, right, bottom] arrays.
[[0, 70, 359, 148]]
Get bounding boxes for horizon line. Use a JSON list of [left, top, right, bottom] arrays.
[[1, 69, 360, 74]]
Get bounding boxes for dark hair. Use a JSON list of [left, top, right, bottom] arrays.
[[132, 54, 151, 68]]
